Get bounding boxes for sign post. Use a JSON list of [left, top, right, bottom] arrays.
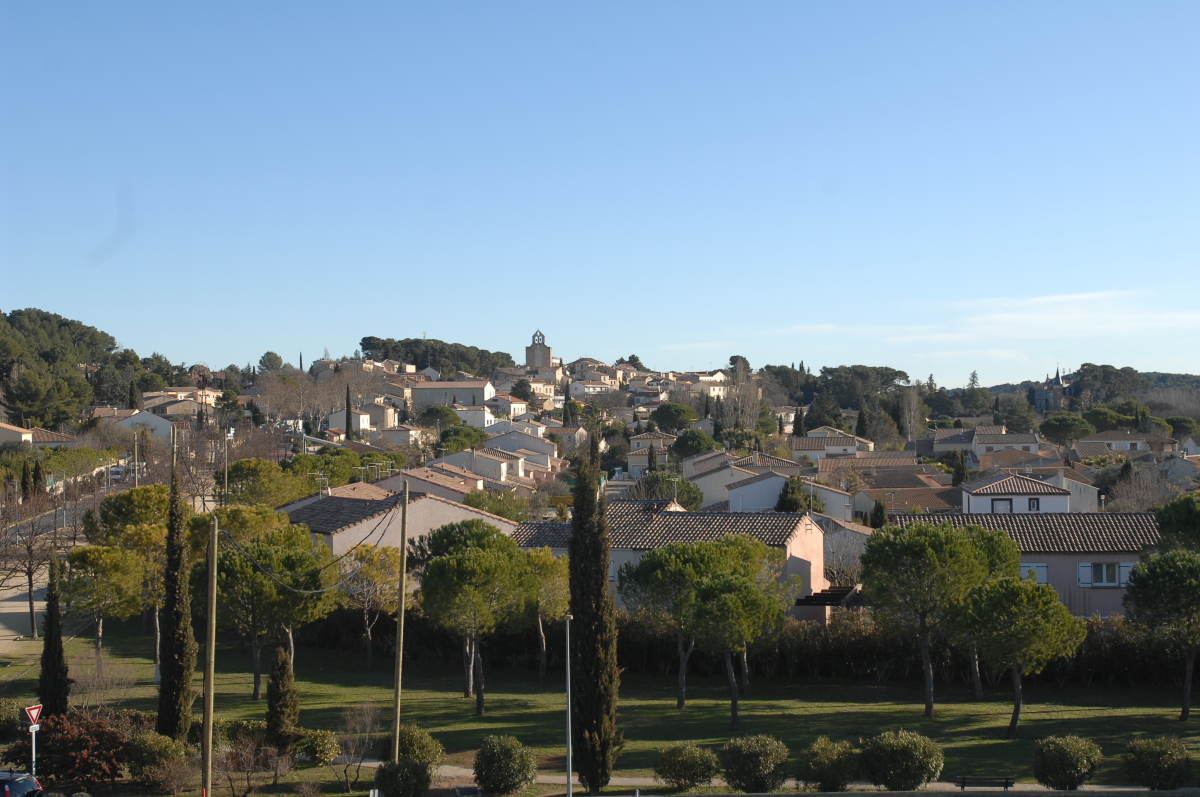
[[25, 704, 42, 778]]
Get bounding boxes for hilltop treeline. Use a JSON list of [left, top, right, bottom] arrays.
[[359, 335, 516, 376]]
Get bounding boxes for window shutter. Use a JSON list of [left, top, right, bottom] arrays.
[[1077, 563, 1093, 588], [1021, 563, 1048, 584], [1119, 562, 1134, 586]]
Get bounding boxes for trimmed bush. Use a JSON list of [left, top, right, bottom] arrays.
[[226, 719, 268, 744], [859, 730, 943, 791], [128, 732, 186, 783], [300, 728, 341, 766], [186, 717, 228, 747], [474, 735, 537, 795], [396, 724, 445, 776], [1033, 736, 1103, 790], [721, 735, 790, 793], [653, 742, 722, 792], [1123, 736, 1190, 790], [376, 759, 431, 797], [797, 736, 858, 792]]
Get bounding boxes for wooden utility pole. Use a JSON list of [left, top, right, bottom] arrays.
[[201, 516, 218, 796], [390, 481, 409, 762]]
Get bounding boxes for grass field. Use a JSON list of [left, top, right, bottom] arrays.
[[2, 618, 1199, 790]]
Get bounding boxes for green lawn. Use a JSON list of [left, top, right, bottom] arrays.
[[4, 618, 1200, 789]]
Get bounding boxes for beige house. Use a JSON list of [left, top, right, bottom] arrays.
[[413, 380, 495, 408], [511, 499, 829, 620], [0, 422, 33, 446], [286, 492, 517, 555], [895, 513, 1159, 617]]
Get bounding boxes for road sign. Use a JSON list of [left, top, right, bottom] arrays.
[[27, 724, 39, 732], [24, 704, 41, 725]]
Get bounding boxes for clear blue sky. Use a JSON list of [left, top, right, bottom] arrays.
[[2, 2, 1197, 387]]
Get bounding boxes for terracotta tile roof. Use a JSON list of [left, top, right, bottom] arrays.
[[511, 499, 809, 550], [328, 482, 396, 500], [974, 425, 1006, 435], [1083, 430, 1177, 443], [426, 463, 482, 481], [892, 513, 1159, 554], [285, 495, 404, 534], [975, 433, 1040, 444], [818, 455, 917, 473], [403, 467, 475, 493], [0, 421, 30, 434], [962, 472, 1070, 496], [861, 487, 963, 511], [860, 470, 941, 489], [630, 431, 678, 440], [810, 513, 874, 537], [731, 453, 797, 469], [727, 470, 788, 491], [1071, 442, 1114, 459], [790, 436, 858, 450], [30, 427, 75, 444]]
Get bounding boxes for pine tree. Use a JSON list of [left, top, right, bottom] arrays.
[[345, 385, 353, 440], [156, 464, 197, 740], [38, 559, 70, 717], [128, 380, 141, 410], [568, 437, 623, 794], [265, 647, 300, 751]]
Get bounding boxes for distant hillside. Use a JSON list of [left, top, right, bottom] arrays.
[[1141, 372, 1200, 391], [359, 336, 516, 376]]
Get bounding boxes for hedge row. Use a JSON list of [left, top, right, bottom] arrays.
[[655, 733, 1194, 793]]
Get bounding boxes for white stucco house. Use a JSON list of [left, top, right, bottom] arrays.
[[960, 472, 1072, 513]]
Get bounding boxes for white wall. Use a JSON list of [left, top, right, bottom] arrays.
[[962, 492, 1071, 513], [729, 476, 788, 512]]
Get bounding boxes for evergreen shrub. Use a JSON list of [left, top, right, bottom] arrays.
[[1033, 736, 1103, 790], [859, 730, 943, 791], [721, 735, 790, 793], [652, 742, 721, 792], [474, 735, 537, 795]]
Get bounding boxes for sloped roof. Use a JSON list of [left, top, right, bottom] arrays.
[[630, 431, 678, 440], [285, 496, 404, 534], [32, 427, 75, 443], [727, 470, 789, 491], [892, 512, 1159, 554], [1083, 430, 1177, 443], [1071, 442, 1115, 459], [976, 433, 1040, 444], [512, 499, 808, 550], [790, 436, 859, 450], [861, 487, 963, 511], [328, 482, 396, 501], [731, 453, 798, 469], [962, 472, 1070, 496]]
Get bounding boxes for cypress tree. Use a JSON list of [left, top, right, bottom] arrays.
[[38, 559, 70, 717], [20, 460, 33, 502], [32, 459, 46, 495], [703, 393, 711, 419], [855, 408, 868, 438], [646, 445, 657, 473], [869, 500, 888, 529], [156, 463, 197, 740], [567, 436, 622, 794], [793, 407, 805, 437], [128, 380, 141, 410], [345, 385, 353, 440], [265, 647, 300, 751]]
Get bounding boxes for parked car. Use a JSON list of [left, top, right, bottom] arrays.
[[0, 770, 42, 797], [109, 465, 126, 482]]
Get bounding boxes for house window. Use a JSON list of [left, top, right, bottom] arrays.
[[986, 446, 994, 453], [991, 498, 1013, 513], [1020, 563, 1048, 584], [1029, 497, 1040, 511], [1129, 442, 1138, 450], [1092, 563, 1118, 586], [1022, 446, 1031, 452]]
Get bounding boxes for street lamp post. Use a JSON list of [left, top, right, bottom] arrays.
[[564, 612, 573, 797]]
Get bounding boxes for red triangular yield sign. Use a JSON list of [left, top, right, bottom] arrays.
[[24, 704, 42, 724]]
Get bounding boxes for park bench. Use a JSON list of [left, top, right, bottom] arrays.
[[954, 775, 1016, 791]]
